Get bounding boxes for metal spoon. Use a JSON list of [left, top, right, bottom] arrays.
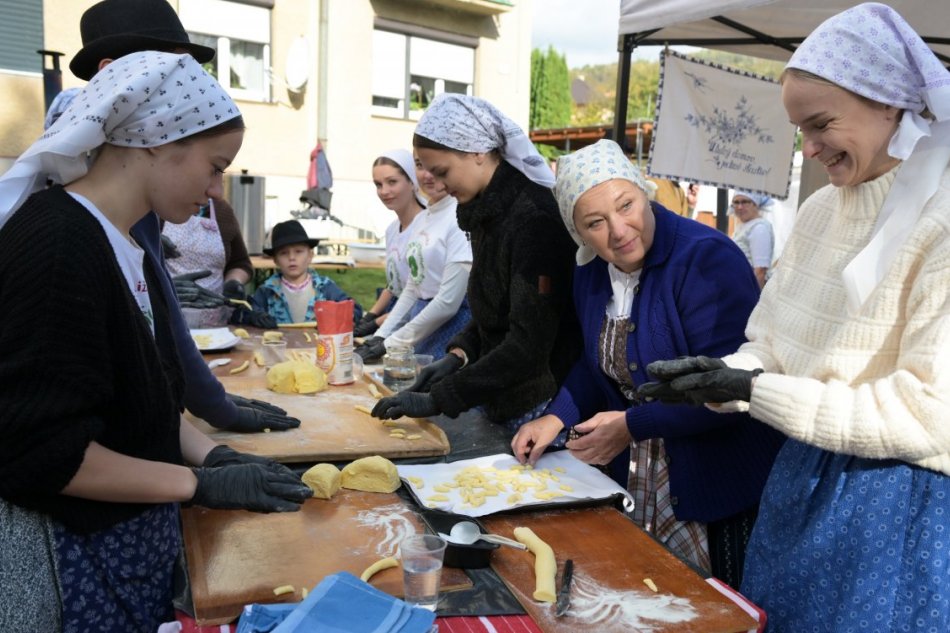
[[440, 521, 526, 550]]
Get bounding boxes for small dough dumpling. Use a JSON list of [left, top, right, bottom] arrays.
[[266, 360, 328, 394], [341, 455, 400, 493], [302, 463, 341, 499]]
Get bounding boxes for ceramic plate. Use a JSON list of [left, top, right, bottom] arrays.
[[190, 327, 242, 352]]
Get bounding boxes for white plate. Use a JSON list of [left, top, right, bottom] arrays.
[[190, 327, 242, 352]]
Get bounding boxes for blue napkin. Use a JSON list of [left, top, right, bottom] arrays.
[[236, 572, 436, 633]]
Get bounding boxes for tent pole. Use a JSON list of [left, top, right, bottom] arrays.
[[716, 188, 729, 234], [612, 33, 637, 152]]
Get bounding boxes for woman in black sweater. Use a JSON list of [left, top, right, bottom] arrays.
[[373, 94, 581, 432], [0, 52, 311, 632]]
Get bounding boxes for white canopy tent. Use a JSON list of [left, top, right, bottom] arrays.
[[612, 1, 950, 231]]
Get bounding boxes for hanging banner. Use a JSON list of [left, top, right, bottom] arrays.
[[648, 50, 797, 199]]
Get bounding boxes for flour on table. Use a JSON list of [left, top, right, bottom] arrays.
[[567, 572, 697, 629], [355, 503, 416, 557]]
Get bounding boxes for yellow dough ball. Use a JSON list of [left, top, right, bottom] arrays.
[[340, 456, 400, 493], [301, 463, 342, 499], [266, 360, 328, 394]]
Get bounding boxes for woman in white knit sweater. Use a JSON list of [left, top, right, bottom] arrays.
[[639, 4, 950, 631]]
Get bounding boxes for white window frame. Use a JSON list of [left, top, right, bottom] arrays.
[[371, 26, 475, 120], [180, 0, 272, 103]]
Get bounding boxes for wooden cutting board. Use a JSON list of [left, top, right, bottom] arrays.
[[482, 508, 758, 633], [191, 340, 449, 462], [182, 489, 472, 626]]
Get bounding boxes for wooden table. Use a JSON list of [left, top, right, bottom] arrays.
[[192, 330, 450, 463], [483, 507, 758, 633]]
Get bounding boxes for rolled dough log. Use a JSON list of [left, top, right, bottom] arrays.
[[513, 526, 557, 602]]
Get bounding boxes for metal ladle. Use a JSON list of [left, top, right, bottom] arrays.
[[440, 521, 527, 550]]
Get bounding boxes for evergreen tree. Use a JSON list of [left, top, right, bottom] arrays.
[[529, 46, 572, 158]]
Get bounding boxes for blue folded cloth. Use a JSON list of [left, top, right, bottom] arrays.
[[236, 572, 436, 633]]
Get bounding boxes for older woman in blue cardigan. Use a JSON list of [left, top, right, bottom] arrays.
[[512, 140, 785, 588]]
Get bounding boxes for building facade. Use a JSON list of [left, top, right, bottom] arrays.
[[0, 0, 532, 246]]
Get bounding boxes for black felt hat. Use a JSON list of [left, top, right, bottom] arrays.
[[264, 221, 321, 256], [70, 0, 216, 80]]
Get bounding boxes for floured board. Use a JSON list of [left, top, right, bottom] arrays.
[[183, 489, 472, 625], [482, 507, 758, 633], [189, 346, 448, 462]]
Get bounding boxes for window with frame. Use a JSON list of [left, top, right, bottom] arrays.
[[372, 28, 475, 120], [180, 0, 271, 102], [0, 0, 42, 74]]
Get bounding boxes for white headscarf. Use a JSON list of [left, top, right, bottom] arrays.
[[378, 148, 427, 208], [553, 139, 649, 265], [414, 93, 555, 188], [0, 51, 240, 232], [786, 2, 950, 313]]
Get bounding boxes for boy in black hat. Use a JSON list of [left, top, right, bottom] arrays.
[[250, 220, 363, 325], [69, 0, 300, 434]]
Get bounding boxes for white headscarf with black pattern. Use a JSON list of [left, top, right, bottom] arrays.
[[0, 51, 240, 232], [787, 3, 950, 312], [414, 93, 555, 188]]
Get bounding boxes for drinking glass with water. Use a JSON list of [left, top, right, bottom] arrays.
[[399, 534, 447, 611]]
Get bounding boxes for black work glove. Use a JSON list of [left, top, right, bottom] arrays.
[[223, 279, 248, 302], [371, 391, 440, 420], [645, 356, 727, 381], [353, 312, 379, 337], [230, 307, 278, 329], [161, 234, 181, 259], [408, 353, 463, 393], [638, 353, 763, 405], [173, 270, 228, 309], [223, 393, 300, 431], [354, 336, 386, 363], [190, 463, 312, 513], [202, 445, 296, 476]]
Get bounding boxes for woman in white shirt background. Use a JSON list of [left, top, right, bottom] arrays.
[[353, 150, 427, 341], [357, 152, 472, 362], [729, 191, 774, 288]]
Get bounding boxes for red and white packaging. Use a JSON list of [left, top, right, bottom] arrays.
[[313, 300, 355, 385]]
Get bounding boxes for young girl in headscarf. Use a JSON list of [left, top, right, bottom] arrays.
[[372, 94, 582, 433], [0, 52, 311, 632], [354, 149, 426, 345], [641, 4, 950, 629]]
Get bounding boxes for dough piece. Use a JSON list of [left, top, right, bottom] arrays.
[[263, 331, 284, 343], [341, 456, 401, 493], [301, 463, 342, 499], [360, 556, 399, 582], [513, 527, 557, 603], [367, 383, 383, 399], [273, 585, 294, 596], [253, 351, 266, 367], [233, 328, 250, 339], [354, 405, 373, 415], [405, 434, 422, 440], [266, 360, 328, 394], [229, 360, 250, 375], [643, 578, 658, 592]]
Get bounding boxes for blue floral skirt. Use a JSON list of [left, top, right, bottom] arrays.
[[741, 439, 950, 633], [54, 503, 181, 633], [408, 297, 471, 360]]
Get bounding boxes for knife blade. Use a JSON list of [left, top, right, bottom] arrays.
[[555, 559, 573, 617]]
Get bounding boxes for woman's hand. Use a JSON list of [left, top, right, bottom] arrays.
[[511, 415, 564, 466], [566, 411, 631, 465]]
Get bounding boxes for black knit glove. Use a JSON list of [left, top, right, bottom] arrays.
[[202, 445, 295, 474], [173, 270, 228, 309], [354, 336, 386, 363], [353, 312, 380, 337], [371, 391, 440, 420], [161, 234, 181, 259], [190, 463, 312, 513], [223, 393, 300, 431], [408, 353, 463, 393], [223, 279, 248, 302]]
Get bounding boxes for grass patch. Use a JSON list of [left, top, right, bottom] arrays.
[[318, 267, 387, 310]]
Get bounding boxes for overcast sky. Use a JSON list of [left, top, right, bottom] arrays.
[[530, 0, 666, 69]]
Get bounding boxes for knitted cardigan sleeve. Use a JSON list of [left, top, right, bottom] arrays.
[[741, 182, 950, 474]]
